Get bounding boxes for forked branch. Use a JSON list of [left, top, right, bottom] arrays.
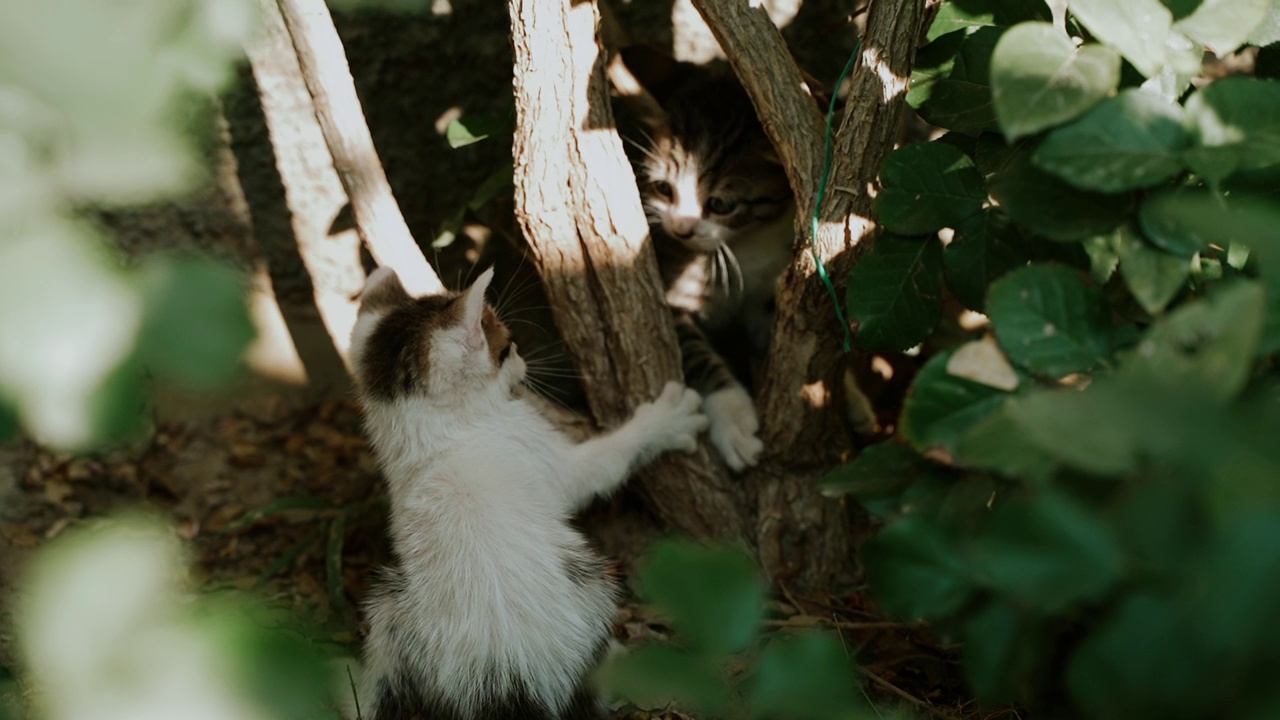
[[276, 0, 442, 297]]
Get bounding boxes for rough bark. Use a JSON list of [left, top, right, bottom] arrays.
[[691, 0, 932, 587], [276, 0, 442, 298], [507, 0, 744, 539]]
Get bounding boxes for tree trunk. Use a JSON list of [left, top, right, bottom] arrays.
[[690, 0, 932, 588], [507, 0, 745, 539]]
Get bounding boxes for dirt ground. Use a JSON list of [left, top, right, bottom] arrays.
[[0, 3, 989, 718]]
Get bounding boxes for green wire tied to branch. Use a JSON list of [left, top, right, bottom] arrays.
[[810, 42, 861, 354]]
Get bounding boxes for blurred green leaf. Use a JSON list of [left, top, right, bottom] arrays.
[[962, 599, 1044, 704], [900, 350, 1009, 454], [637, 541, 765, 654], [864, 515, 976, 621], [874, 143, 987, 235], [1173, 0, 1270, 55], [991, 23, 1121, 141], [926, 0, 1050, 41], [908, 27, 1002, 133], [137, 255, 255, 392], [1003, 383, 1142, 475], [1137, 189, 1216, 257], [1068, 0, 1173, 77], [973, 492, 1124, 613], [987, 140, 1133, 241], [846, 235, 945, 352], [1116, 226, 1190, 314], [749, 633, 865, 720], [1125, 281, 1265, 400], [954, 407, 1060, 483], [820, 442, 943, 517], [1067, 594, 1211, 720], [1034, 90, 1190, 193], [1195, 514, 1280, 650], [987, 264, 1113, 377], [1183, 78, 1280, 184], [598, 644, 727, 714], [944, 209, 1031, 311]]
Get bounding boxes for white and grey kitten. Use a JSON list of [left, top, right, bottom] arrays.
[[348, 266, 708, 720]]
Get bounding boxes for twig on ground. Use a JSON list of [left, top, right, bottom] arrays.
[[862, 667, 961, 720]]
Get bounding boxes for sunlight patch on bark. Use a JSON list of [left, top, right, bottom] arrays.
[[861, 45, 909, 102]]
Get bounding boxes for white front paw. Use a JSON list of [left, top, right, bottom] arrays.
[[704, 386, 763, 472], [633, 381, 709, 455]]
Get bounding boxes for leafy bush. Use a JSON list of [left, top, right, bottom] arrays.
[[827, 0, 1280, 716], [598, 541, 889, 720], [0, 0, 258, 451]]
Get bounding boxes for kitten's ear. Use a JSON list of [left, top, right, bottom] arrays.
[[612, 45, 680, 130], [461, 266, 495, 347], [359, 267, 411, 312]]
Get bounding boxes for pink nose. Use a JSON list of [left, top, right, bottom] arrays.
[[665, 217, 699, 239]]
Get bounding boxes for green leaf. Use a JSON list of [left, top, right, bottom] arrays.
[[1116, 226, 1190, 314], [846, 235, 945, 352], [445, 113, 513, 149], [1183, 78, 1280, 184], [987, 265, 1113, 377], [1137, 190, 1216, 257], [821, 442, 942, 517], [944, 209, 1031, 311], [1033, 90, 1190, 192], [1067, 594, 1211, 720], [1126, 281, 1265, 400], [597, 644, 727, 714], [987, 140, 1133, 241], [1173, 0, 1270, 55], [1003, 382, 1142, 475], [137, 256, 255, 392], [874, 142, 987, 234], [926, 0, 1051, 41], [900, 350, 1010, 454], [1196, 515, 1280, 650], [864, 515, 976, 621], [962, 600, 1044, 705], [1068, 0, 1173, 77], [991, 23, 1121, 140], [972, 492, 1124, 613], [909, 28, 1002, 133], [636, 541, 765, 654], [954, 407, 1061, 483], [749, 633, 865, 720]]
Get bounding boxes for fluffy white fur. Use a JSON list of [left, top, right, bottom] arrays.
[[349, 268, 707, 719]]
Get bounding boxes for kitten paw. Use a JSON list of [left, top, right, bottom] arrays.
[[704, 386, 763, 472], [635, 381, 708, 455]]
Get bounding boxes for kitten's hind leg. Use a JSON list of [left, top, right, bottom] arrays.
[[556, 382, 707, 511]]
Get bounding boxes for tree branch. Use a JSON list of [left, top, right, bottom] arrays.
[[508, 0, 745, 539], [276, 0, 442, 297], [687, 0, 826, 203]]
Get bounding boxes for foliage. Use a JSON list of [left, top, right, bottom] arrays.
[[12, 515, 342, 720], [0, 0, 259, 450], [833, 0, 1280, 716], [598, 541, 890, 720]]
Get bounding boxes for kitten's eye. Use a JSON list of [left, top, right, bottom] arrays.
[[651, 180, 674, 200], [706, 197, 736, 215], [497, 344, 512, 363]]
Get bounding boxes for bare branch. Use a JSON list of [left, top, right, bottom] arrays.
[[687, 0, 826, 202], [276, 0, 442, 297]]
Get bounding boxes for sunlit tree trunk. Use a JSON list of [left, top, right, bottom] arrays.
[[506, 0, 746, 540]]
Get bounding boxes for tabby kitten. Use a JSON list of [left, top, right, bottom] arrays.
[[616, 46, 799, 471], [348, 266, 708, 720]]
